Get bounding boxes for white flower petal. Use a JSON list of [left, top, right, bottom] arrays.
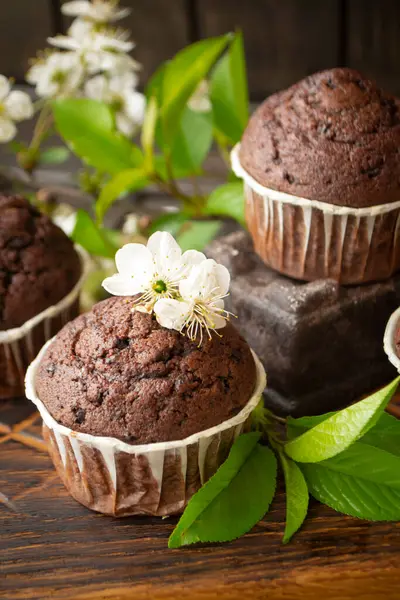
[[180, 249, 206, 274], [147, 231, 182, 275], [211, 313, 227, 330], [102, 273, 144, 297], [0, 75, 10, 102], [84, 74, 110, 102], [61, 1, 92, 17], [115, 243, 154, 280], [214, 263, 230, 296], [154, 298, 191, 331], [68, 18, 94, 40], [0, 117, 16, 143], [108, 71, 138, 93], [4, 91, 34, 121], [123, 90, 145, 125], [115, 112, 136, 137], [188, 80, 211, 113], [48, 35, 79, 51]]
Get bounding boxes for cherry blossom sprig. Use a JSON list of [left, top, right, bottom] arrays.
[[102, 232, 232, 343], [7, 0, 145, 173]]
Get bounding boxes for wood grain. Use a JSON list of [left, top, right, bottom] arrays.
[[346, 0, 400, 96], [196, 0, 340, 100], [2, 396, 400, 599], [0, 0, 53, 81]]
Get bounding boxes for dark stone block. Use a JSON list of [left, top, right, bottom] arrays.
[[207, 231, 400, 417]]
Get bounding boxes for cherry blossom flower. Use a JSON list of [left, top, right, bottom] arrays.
[[0, 76, 34, 143], [85, 72, 145, 136], [154, 259, 231, 343], [61, 0, 131, 24], [27, 52, 84, 98], [102, 232, 206, 309]]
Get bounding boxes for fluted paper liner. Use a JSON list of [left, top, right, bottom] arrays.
[[0, 246, 88, 399], [231, 144, 400, 284], [25, 342, 266, 517], [384, 306, 400, 373]]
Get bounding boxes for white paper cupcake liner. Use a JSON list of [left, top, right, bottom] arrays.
[[0, 246, 88, 399], [231, 144, 400, 284], [383, 306, 400, 372], [25, 341, 267, 517]]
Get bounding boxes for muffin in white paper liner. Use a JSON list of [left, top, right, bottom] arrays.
[[25, 341, 266, 517], [0, 246, 88, 399], [384, 306, 400, 373], [231, 144, 400, 285]]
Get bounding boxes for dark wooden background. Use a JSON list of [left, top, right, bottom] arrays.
[[1, 0, 400, 100]]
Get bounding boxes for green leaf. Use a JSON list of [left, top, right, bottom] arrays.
[[210, 31, 249, 145], [361, 412, 400, 456], [72, 209, 116, 258], [302, 441, 400, 521], [39, 146, 70, 165], [285, 377, 400, 463], [279, 452, 309, 543], [96, 168, 148, 224], [148, 212, 187, 237], [168, 432, 277, 548], [161, 35, 231, 144], [177, 220, 221, 252], [170, 107, 213, 175], [205, 182, 245, 225], [141, 95, 158, 171], [52, 99, 141, 175]]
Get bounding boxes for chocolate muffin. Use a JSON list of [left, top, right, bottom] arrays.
[[0, 195, 84, 399], [233, 68, 400, 284], [0, 195, 81, 329], [35, 296, 256, 444]]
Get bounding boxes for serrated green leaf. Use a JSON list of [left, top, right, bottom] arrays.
[[72, 209, 116, 258], [361, 412, 400, 456], [170, 107, 213, 175], [161, 35, 231, 145], [205, 182, 245, 225], [177, 220, 221, 252], [148, 212, 187, 237], [96, 168, 148, 224], [279, 452, 308, 543], [168, 432, 277, 548], [39, 146, 70, 165], [302, 441, 400, 520], [52, 99, 139, 175], [285, 378, 400, 463], [210, 31, 248, 145]]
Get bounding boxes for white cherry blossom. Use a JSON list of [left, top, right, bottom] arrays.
[[61, 1, 131, 24], [0, 76, 34, 143], [85, 72, 145, 136], [154, 259, 231, 344], [27, 52, 84, 98], [102, 232, 206, 309]]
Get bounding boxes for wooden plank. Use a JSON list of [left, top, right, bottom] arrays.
[[61, 0, 190, 87], [346, 0, 400, 96], [2, 396, 400, 598], [0, 1, 53, 81], [197, 0, 340, 100]]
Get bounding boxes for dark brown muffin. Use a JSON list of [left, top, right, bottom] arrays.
[[239, 68, 400, 208], [35, 296, 256, 444], [0, 195, 81, 330]]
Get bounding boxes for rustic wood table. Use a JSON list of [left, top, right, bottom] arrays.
[[1, 396, 400, 600]]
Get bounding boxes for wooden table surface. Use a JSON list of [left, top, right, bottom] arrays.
[[2, 396, 400, 600]]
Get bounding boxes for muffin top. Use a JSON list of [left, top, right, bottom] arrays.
[[35, 296, 256, 444], [239, 68, 400, 208], [0, 195, 81, 330]]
